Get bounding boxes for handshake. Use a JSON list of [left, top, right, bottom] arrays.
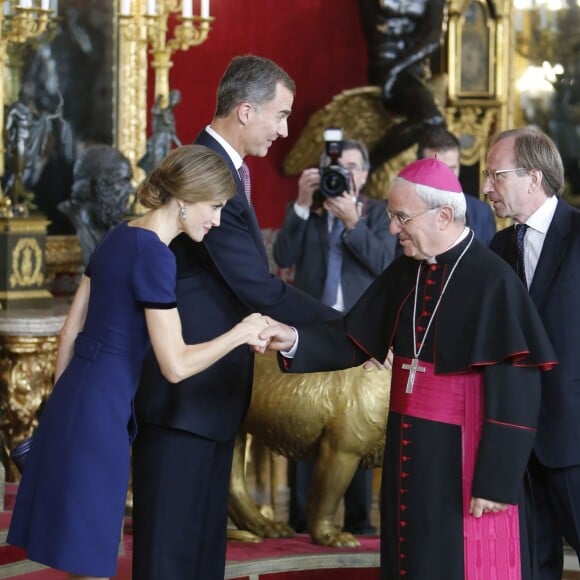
[[238, 313, 392, 370], [237, 313, 296, 354]]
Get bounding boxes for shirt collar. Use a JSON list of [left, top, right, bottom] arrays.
[[525, 195, 558, 235], [427, 227, 471, 264], [205, 125, 244, 170]]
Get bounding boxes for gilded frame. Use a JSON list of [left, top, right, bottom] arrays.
[[455, 0, 496, 98]]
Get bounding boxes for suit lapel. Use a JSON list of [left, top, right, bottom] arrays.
[[529, 199, 571, 307], [196, 129, 269, 266]]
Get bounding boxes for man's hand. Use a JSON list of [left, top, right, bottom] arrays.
[[297, 168, 320, 209], [324, 192, 359, 230], [258, 320, 297, 352], [469, 497, 509, 518]]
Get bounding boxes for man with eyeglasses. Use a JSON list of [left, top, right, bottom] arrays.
[[486, 127, 580, 580], [261, 157, 556, 579], [273, 138, 398, 537]]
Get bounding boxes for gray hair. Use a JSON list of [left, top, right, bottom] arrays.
[[319, 138, 371, 171], [489, 127, 564, 197], [393, 176, 467, 223], [342, 139, 370, 171]]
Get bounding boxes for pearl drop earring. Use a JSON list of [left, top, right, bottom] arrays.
[[180, 205, 186, 221]]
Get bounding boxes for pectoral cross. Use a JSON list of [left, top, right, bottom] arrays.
[[402, 358, 426, 394]]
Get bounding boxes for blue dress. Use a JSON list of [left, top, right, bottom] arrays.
[[7, 222, 177, 577]]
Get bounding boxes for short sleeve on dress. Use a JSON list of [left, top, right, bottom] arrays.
[[132, 238, 177, 309]]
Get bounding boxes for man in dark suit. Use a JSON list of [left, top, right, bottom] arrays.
[[486, 127, 580, 579], [417, 127, 497, 245], [132, 55, 340, 580], [273, 138, 398, 536]]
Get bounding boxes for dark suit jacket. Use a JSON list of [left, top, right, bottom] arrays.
[[273, 198, 398, 310], [134, 129, 340, 442], [490, 199, 580, 468], [465, 194, 496, 246]]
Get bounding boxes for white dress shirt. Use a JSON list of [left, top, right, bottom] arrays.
[[205, 125, 243, 171], [521, 195, 558, 287]]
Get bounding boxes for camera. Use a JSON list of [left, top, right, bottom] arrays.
[[317, 127, 351, 198]]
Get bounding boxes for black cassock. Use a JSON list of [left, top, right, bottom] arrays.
[[284, 234, 556, 580]]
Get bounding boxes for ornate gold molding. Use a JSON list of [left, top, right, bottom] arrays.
[[45, 234, 83, 281], [116, 2, 148, 187], [0, 216, 52, 310], [0, 334, 58, 481], [446, 106, 498, 167]]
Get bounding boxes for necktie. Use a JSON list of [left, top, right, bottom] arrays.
[[515, 223, 528, 287], [321, 217, 344, 307], [238, 162, 251, 204]]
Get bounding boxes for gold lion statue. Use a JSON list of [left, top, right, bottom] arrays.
[[228, 353, 391, 548]]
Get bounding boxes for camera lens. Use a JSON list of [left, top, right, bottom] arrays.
[[319, 167, 349, 198]]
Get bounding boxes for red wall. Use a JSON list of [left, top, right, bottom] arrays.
[[153, 0, 369, 229]]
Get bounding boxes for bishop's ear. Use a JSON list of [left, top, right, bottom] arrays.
[[437, 204, 455, 227]]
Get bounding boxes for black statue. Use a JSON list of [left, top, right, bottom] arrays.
[[137, 89, 182, 174], [3, 89, 35, 213], [359, 0, 448, 171], [4, 80, 73, 214], [58, 145, 134, 265], [18, 9, 104, 233]]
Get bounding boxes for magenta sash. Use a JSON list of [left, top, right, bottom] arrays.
[[391, 355, 522, 580]]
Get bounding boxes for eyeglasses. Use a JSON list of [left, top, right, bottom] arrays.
[[343, 163, 365, 172], [482, 168, 527, 183], [387, 206, 439, 227]]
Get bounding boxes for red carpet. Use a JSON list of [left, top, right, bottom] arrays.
[[1, 484, 380, 579], [0, 544, 27, 565]]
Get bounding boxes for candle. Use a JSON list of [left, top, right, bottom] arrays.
[[182, 0, 192, 17], [121, 0, 131, 15], [201, 0, 209, 18], [146, 0, 156, 15], [19, 0, 32, 8], [4, 0, 12, 15], [41, 0, 49, 9], [50, 0, 58, 15]]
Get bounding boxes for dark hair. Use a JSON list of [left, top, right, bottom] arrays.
[[343, 139, 370, 171], [417, 128, 460, 159], [489, 128, 565, 197], [215, 55, 296, 118], [137, 145, 235, 209]]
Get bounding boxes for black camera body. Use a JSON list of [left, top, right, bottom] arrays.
[[318, 127, 350, 198]]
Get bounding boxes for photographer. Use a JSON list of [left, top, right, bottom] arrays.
[[273, 137, 398, 535]]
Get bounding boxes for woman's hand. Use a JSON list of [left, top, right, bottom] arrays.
[[239, 313, 271, 351]]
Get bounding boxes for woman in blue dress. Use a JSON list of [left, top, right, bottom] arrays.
[[7, 144, 270, 580]]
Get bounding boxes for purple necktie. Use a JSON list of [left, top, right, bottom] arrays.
[[238, 162, 251, 205], [515, 223, 528, 287]]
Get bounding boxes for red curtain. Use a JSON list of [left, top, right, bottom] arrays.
[[152, 0, 369, 229]]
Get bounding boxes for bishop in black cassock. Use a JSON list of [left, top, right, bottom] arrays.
[[262, 159, 556, 580]]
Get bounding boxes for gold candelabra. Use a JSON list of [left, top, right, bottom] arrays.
[[0, 0, 58, 217], [116, 0, 213, 185]]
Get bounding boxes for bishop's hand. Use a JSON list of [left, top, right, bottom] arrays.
[[469, 497, 509, 518]]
